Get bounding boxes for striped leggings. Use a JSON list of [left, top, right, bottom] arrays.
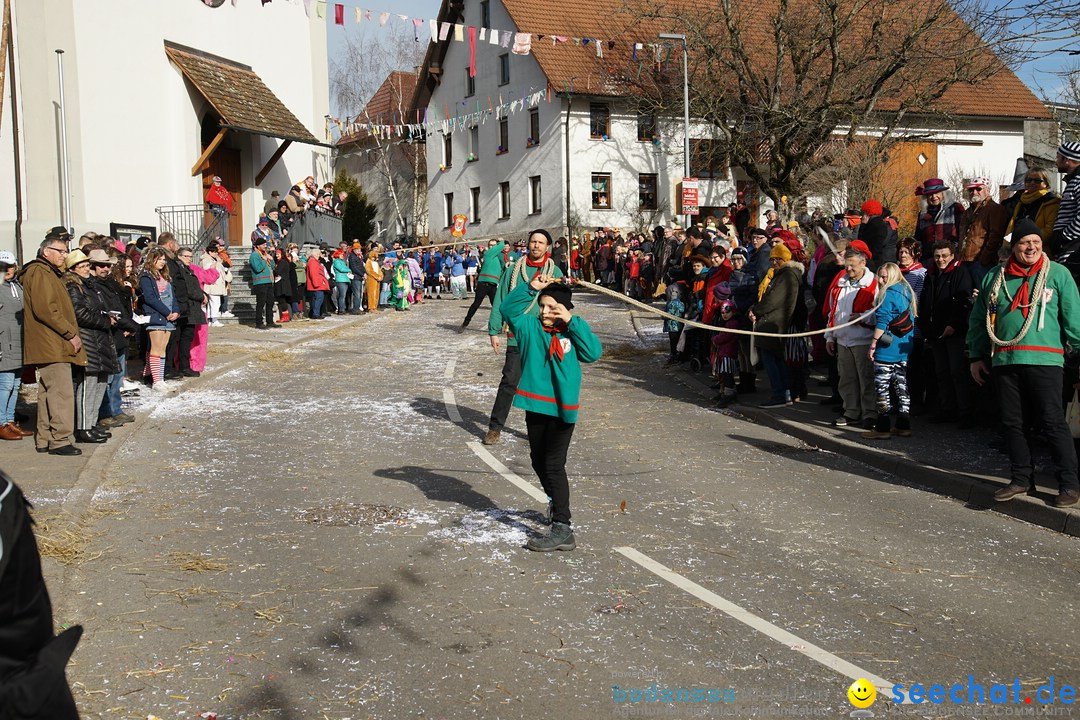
[[874, 361, 910, 416]]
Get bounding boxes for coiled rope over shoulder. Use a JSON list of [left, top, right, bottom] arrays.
[[573, 279, 885, 339], [983, 252, 1051, 349]]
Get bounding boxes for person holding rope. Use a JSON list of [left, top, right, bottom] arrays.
[[967, 218, 1080, 508], [460, 238, 506, 332], [483, 229, 563, 445], [824, 241, 878, 429], [500, 275, 602, 551]]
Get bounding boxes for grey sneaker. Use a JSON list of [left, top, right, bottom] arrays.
[[527, 522, 576, 552], [482, 429, 501, 445]]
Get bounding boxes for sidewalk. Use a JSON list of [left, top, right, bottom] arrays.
[[628, 312, 1080, 538], [2, 315, 365, 518]]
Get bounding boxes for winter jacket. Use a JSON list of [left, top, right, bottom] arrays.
[[918, 261, 973, 340], [164, 251, 189, 320], [900, 263, 927, 339], [249, 249, 274, 286], [488, 257, 564, 348], [958, 198, 1008, 266], [407, 257, 423, 285], [347, 252, 366, 278], [97, 277, 139, 358], [448, 252, 466, 277], [0, 278, 25, 372], [1051, 167, 1080, 254], [0, 476, 83, 720], [967, 259, 1080, 368], [306, 257, 330, 291], [199, 255, 231, 296], [138, 272, 180, 327], [16, 258, 87, 367], [915, 202, 965, 264], [750, 262, 802, 353], [858, 215, 894, 270], [64, 275, 119, 375], [824, 268, 877, 347], [873, 283, 915, 363], [275, 258, 298, 300], [747, 244, 772, 284], [727, 269, 758, 313], [502, 282, 602, 424], [176, 261, 207, 325], [332, 257, 352, 284], [1006, 190, 1059, 240], [712, 316, 740, 359]]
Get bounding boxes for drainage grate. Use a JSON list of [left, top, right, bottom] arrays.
[[297, 503, 408, 527]]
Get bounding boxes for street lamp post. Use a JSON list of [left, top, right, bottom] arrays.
[[659, 33, 690, 229]]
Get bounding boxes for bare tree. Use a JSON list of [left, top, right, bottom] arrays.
[[329, 21, 425, 119], [623, 0, 1029, 207]]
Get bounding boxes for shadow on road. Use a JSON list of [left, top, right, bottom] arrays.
[[410, 396, 528, 442]]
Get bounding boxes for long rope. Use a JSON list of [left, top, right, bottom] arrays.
[[983, 252, 1050, 348], [573, 279, 886, 338]]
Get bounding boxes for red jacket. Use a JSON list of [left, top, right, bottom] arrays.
[[824, 271, 876, 328], [702, 262, 733, 324], [306, 256, 330, 291]]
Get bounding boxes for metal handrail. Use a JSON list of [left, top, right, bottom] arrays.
[[155, 203, 227, 254]]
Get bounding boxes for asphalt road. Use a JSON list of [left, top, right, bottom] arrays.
[[21, 293, 1080, 720]]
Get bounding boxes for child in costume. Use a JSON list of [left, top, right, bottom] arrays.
[[710, 299, 741, 407], [663, 281, 688, 365], [502, 274, 602, 552], [390, 256, 411, 311]]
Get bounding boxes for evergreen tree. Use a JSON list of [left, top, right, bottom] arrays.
[[334, 169, 377, 245]]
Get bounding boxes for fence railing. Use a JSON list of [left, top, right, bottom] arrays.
[[289, 211, 343, 248], [155, 204, 227, 254]]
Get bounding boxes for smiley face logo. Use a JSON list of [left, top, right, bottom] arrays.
[[848, 678, 876, 708]]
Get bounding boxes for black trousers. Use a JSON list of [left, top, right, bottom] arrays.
[[526, 410, 576, 525], [254, 284, 274, 327], [488, 345, 521, 432], [996, 364, 1079, 491], [930, 335, 973, 418], [165, 320, 195, 372], [462, 281, 498, 327]]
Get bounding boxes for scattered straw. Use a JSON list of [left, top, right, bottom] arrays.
[[256, 350, 300, 368], [169, 552, 228, 573], [254, 605, 285, 624], [35, 517, 103, 567], [603, 343, 657, 361]]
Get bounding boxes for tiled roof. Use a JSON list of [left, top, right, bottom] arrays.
[[338, 71, 420, 146], [494, 0, 1049, 120], [164, 41, 320, 144]]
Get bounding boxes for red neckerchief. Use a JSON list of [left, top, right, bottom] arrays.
[[1005, 254, 1045, 318], [940, 259, 961, 274], [543, 321, 568, 361], [526, 254, 550, 268], [900, 261, 924, 273]]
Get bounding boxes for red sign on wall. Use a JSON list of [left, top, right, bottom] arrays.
[[681, 178, 700, 216]]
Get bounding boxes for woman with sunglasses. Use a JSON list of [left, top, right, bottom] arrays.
[[1005, 168, 1060, 241]]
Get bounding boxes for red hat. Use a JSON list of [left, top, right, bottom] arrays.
[[860, 199, 883, 216], [772, 229, 802, 254], [848, 240, 873, 259]]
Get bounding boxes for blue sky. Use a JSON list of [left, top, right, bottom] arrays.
[[324, 0, 1074, 115]]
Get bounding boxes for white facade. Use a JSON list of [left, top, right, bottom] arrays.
[[423, 0, 739, 243], [0, 0, 329, 260]]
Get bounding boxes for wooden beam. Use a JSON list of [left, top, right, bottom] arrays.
[[191, 127, 228, 177], [255, 140, 292, 186]]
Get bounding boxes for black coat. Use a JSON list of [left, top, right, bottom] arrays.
[[98, 277, 139, 358], [0, 475, 82, 719], [64, 275, 119, 374], [176, 262, 206, 325], [164, 254, 189, 320], [858, 216, 894, 270], [919, 263, 974, 339], [274, 257, 298, 300]]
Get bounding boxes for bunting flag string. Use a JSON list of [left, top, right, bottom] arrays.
[[247, 0, 684, 63], [329, 84, 551, 142]]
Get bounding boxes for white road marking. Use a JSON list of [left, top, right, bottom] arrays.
[[613, 546, 899, 697], [467, 441, 549, 504], [442, 358, 463, 424]]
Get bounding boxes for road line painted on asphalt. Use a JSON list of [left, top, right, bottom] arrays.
[[467, 441, 549, 503], [443, 358, 463, 424], [613, 546, 899, 696]]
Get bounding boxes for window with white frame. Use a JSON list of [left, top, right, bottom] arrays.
[[443, 134, 452, 167], [465, 68, 475, 98], [499, 181, 510, 219], [499, 53, 510, 85], [444, 192, 454, 228], [498, 117, 509, 153], [470, 187, 481, 223], [528, 108, 540, 146], [469, 125, 479, 161], [529, 176, 542, 214], [591, 173, 612, 209]]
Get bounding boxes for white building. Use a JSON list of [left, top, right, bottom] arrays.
[[0, 0, 330, 261], [417, 0, 1050, 241], [335, 71, 429, 243]]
